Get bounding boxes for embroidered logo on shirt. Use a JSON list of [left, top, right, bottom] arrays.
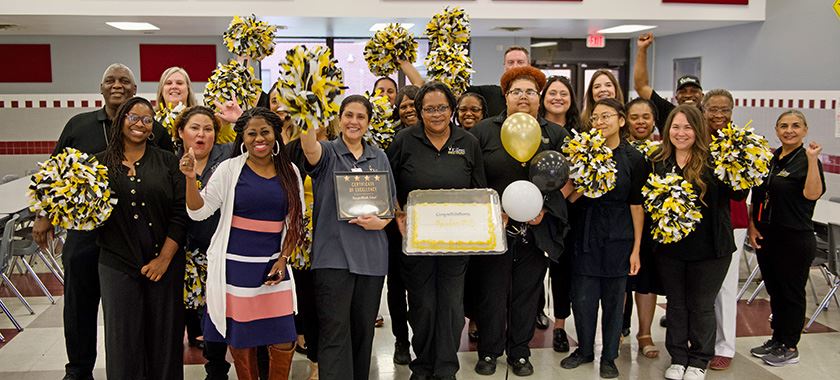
[[447, 146, 466, 156], [777, 169, 791, 178], [542, 137, 550, 144]]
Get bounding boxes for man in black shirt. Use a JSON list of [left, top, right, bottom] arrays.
[[466, 46, 531, 119], [633, 32, 704, 132], [32, 63, 173, 380]]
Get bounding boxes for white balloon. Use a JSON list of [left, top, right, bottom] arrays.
[[501, 180, 544, 222]]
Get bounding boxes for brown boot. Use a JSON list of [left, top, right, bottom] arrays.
[[229, 347, 259, 380], [267, 343, 296, 380]]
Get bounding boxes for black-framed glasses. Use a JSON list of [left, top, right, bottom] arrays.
[[126, 114, 153, 125]]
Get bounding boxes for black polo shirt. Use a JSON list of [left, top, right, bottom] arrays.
[[466, 84, 505, 121], [54, 107, 175, 156], [751, 145, 826, 232], [649, 90, 676, 134], [386, 124, 486, 207]]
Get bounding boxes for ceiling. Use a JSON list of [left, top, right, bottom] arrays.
[[0, 15, 759, 39]]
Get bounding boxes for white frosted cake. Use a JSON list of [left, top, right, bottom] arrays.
[[408, 202, 497, 252]]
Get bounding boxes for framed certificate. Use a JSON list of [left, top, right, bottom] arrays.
[[333, 171, 394, 221], [404, 189, 507, 255]]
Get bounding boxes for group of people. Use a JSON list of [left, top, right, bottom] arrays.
[[30, 31, 825, 380]]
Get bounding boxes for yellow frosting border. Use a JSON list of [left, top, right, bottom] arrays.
[[410, 202, 496, 251]]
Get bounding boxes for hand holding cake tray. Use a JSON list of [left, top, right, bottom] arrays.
[[403, 188, 507, 255]]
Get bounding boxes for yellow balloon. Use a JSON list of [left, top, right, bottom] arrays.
[[501, 112, 541, 162]]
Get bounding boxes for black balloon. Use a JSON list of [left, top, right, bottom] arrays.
[[529, 150, 570, 193]]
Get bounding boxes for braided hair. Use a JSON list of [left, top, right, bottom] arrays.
[[101, 96, 154, 174]]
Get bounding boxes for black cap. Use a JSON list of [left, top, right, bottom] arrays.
[[676, 75, 702, 91]]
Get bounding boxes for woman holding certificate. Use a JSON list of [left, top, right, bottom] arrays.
[[469, 66, 570, 377], [299, 95, 397, 380], [386, 81, 486, 380]]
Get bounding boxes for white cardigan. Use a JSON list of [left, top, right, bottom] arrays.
[[187, 153, 305, 337]]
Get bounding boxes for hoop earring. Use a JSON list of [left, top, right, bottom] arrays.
[[272, 141, 281, 156], [240, 143, 247, 155], [147, 132, 156, 141]]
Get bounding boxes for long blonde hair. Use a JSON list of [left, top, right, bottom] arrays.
[[653, 104, 711, 201], [156, 66, 197, 107]]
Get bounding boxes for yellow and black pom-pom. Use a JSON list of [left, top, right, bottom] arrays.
[[364, 23, 418, 77], [710, 120, 773, 190], [425, 43, 473, 97], [276, 45, 348, 133], [155, 102, 186, 145], [630, 139, 661, 160], [643, 172, 703, 244], [561, 129, 617, 198], [363, 89, 396, 149], [426, 6, 470, 49], [223, 15, 277, 61], [28, 148, 116, 230], [203, 60, 262, 113]]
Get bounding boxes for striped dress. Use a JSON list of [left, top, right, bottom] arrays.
[[203, 164, 297, 348]]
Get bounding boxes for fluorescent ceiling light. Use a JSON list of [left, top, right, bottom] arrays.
[[106, 22, 159, 31], [369, 23, 414, 32], [530, 42, 558, 48], [596, 25, 657, 34]]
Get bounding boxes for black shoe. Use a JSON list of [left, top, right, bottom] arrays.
[[599, 360, 619, 379], [561, 350, 594, 369], [536, 311, 550, 330], [474, 355, 497, 375], [394, 341, 411, 365], [434, 376, 456, 380], [509, 357, 534, 376], [409, 374, 432, 380], [553, 328, 570, 353], [63, 373, 94, 380], [189, 338, 206, 350], [294, 343, 308, 355], [468, 330, 479, 342], [621, 328, 630, 338], [659, 315, 668, 328]]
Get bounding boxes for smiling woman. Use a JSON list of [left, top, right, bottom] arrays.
[[156, 66, 197, 108]]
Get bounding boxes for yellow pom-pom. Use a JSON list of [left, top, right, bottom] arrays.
[[155, 102, 186, 146], [363, 89, 396, 149], [364, 23, 418, 77], [276, 45, 347, 133], [426, 7, 471, 49], [630, 139, 661, 160], [28, 148, 116, 230], [710, 120, 773, 190], [223, 15, 277, 61], [203, 60, 262, 112], [561, 129, 617, 198], [424, 43, 474, 97], [642, 173, 703, 244]]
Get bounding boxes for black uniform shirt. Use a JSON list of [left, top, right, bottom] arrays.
[[96, 146, 187, 276], [649, 90, 676, 134], [751, 145, 826, 232], [570, 141, 646, 277], [652, 157, 748, 261], [386, 124, 486, 207]]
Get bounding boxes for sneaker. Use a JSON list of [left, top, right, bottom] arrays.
[[599, 360, 619, 379], [393, 341, 411, 365], [560, 349, 594, 369], [553, 328, 570, 352], [683, 366, 706, 380], [750, 339, 781, 358], [664, 364, 685, 380], [709, 355, 732, 370], [762, 346, 799, 367], [474, 356, 497, 375], [509, 357, 534, 376]]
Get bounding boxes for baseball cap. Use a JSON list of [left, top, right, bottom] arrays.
[[675, 75, 702, 91]]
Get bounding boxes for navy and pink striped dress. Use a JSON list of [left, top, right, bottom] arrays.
[[203, 164, 296, 348]]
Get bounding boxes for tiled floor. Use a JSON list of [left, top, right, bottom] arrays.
[[2, 253, 840, 379]]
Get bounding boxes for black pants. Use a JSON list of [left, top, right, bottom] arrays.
[[549, 253, 572, 319], [402, 255, 469, 377], [756, 225, 816, 348], [463, 257, 481, 320], [472, 234, 548, 360], [386, 225, 410, 344], [99, 261, 185, 380], [571, 275, 626, 361], [622, 283, 634, 331], [293, 267, 320, 362], [61, 230, 100, 377], [657, 253, 730, 368], [315, 268, 384, 380], [186, 308, 202, 340], [204, 340, 232, 380]]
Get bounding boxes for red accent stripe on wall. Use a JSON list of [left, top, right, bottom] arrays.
[[139, 44, 217, 83], [0, 44, 52, 83], [0, 141, 56, 155]]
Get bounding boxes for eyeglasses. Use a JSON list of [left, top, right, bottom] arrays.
[[507, 89, 540, 98], [458, 106, 483, 114], [422, 105, 450, 115], [705, 107, 732, 115], [126, 114, 153, 125], [589, 113, 618, 124]]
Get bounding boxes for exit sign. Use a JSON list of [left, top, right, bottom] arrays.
[[587, 34, 606, 48]]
